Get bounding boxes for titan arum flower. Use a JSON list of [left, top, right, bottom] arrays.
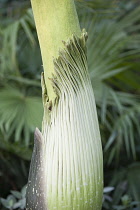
[[26, 0, 103, 209]]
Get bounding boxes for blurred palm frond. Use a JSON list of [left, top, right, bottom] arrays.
[[78, 5, 140, 161], [0, 87, 43, 146]]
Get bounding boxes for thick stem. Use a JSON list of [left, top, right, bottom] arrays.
[[27, 1, 103, 209], [31, 0, 81, 103]]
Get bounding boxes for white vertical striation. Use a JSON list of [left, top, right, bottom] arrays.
[[26, 30, 103, 210]]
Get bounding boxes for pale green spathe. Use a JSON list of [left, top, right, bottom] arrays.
[[42, 31, 103, 210], [26, 31, 103, 210]]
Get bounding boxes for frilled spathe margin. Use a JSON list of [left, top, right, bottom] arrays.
[[26, 30, 103, 210]]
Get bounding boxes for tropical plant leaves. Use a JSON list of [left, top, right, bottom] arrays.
[[0, 87, 43, 146], [0, 0, 140, 209], [0, 139, 32, 161], [105, 163, 140, 209], [127, 163, 140, 205], [78, 4, 140, 162], [0, 8, 36, 78]]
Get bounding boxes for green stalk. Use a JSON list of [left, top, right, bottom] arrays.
[[26, 0, 103, 209], [30, 0, 81, 105]]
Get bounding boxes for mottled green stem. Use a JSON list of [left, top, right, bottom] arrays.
[[31, 0, 81, 104]]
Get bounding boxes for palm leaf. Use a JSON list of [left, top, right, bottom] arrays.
[[105, 104, 140, 160], [0, 87, 43, 146], [0, 8, 36, 77], [77, 4, 140, 163]]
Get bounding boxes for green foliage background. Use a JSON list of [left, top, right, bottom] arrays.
[[0, 0, 140, 209]]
